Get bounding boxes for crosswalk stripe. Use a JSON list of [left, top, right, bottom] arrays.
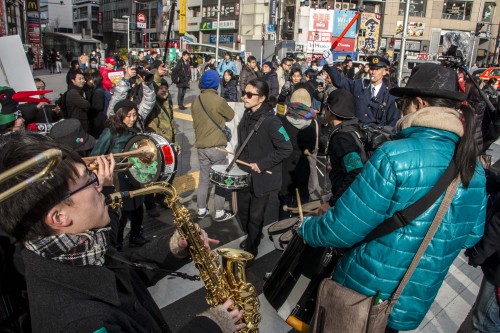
[[173, 111, 193, 122]]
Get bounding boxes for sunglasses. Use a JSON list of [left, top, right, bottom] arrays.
[[60, 170, 99, 201], [241, 91, 260, 99]]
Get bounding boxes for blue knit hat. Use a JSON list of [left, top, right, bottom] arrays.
[[201, 69, 220, 90]]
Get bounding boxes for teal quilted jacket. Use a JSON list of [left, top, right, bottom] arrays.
[[300, 124, 486, 330]]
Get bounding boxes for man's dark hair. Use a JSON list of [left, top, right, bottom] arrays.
[[91, 71, 103, 88], [34, 78, 45, 86], [70, 60, 79, 68], [281, 58, 292, 66], [182, 51, 190, 56], [247, 56, 256, 63], [68, 69, 83, 82], [0, 133, 82, 242]]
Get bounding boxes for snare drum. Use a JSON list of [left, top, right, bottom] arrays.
[[263, 232, 340, 333], [268, 217, 298, 251], [209, 164, 250, 190], [278, 230, 294, 250], [123, 133, 177, 188], [302, 200, 321, 212]]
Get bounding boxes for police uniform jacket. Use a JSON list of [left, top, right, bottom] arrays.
[[238, 103, 293, 197], [324, 65, 401, 127]]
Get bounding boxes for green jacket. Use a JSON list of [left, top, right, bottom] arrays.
[[146, 100, 178, 147], [90, 127, 136, 156], [191, 89, 234, 149]]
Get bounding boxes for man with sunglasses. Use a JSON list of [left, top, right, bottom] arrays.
[[0, 133, 245, 333]]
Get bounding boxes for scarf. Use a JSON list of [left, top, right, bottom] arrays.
[[25, 227, 110, 266], [286, 102, 316, 120], [395, 106, 464, 137]]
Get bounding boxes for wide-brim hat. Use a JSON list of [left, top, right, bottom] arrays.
[[390, 63, 467, 101], [49, 119, 96, 152]]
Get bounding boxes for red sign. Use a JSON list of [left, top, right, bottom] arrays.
[[333, 38, 355, 51], [137, 12, 146, 23]]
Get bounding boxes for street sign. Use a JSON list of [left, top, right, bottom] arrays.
[[267, 25, 275, 33], [137, 22, 146, 29]]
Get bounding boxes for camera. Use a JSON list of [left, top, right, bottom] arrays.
[[136, 65, 154, 83]]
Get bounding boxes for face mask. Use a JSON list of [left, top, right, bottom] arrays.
[[91, 64, 97, 68]]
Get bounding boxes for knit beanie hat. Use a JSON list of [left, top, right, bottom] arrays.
[[201, 69, 220, 90], [263, 61, 273, 69], [286, 88, 315, 120]]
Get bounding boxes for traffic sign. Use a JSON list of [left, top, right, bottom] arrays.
[[137, 22, 146, 29], [267, 25, 275, 33]]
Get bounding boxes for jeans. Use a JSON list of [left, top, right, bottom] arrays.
[[237, 188, 275, 256], [197, 147, 228, 212], [178, 87, 187, 107], [472, 277, 500, 333]]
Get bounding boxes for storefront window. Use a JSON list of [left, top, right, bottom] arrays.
[[442, 1, 473, 20], [399, 0, 426, 17]]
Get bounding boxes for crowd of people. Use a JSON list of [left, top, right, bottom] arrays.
[[2, 45, 500, 333]]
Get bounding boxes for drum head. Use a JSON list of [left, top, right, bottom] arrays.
[[302, 200, 321, 212], [268, 217, 299, 236], [123, 134, 177, 188], [279, 230, 294, 247]]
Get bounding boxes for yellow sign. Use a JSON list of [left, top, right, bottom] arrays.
[[179, 0, 186, 35], [27, 0, 38, 11]]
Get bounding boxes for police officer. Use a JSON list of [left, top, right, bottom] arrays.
[[322, 51, 401, 127], [317, 89, 364, 215]]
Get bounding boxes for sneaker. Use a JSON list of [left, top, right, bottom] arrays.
[[215, 210, 235, 222], [146, 207, 160, 218], [129, 234, 150, 247], [197, 208, 210, 219], [179, 105, 187, 110]]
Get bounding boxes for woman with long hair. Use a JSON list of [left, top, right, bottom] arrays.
[[299, 63, 486, 332], [88, 71, 111, 138], [221, 69, 238, 102], [91, 100, 149, 250]]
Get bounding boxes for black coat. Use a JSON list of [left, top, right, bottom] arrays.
[[221, 79, 237, 102], [466, 191, 500, 286], [174, 59, 191, 89], [238, 104, 293, 197], [22, 207, 222, 333], [262, 71, 279, 98], [278, 115, 316, 197], [327, 119, 364, 206]]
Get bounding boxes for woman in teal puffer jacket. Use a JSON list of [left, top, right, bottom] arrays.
[[299, 63, 487, 332]]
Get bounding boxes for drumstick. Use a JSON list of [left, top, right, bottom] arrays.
[[296, 188, 304, 221], [215, 147, 273, 174], [304, 149, 327, 168], [283, 205, 315, 214]]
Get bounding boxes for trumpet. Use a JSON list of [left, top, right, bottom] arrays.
[[82, 139, 157, 172], [0, 148, 62, 203]]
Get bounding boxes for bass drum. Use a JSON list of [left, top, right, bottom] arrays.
[[263, 231, 340, 333], [123, 133, 177, 188]]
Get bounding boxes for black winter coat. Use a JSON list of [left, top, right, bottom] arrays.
[[66, 86, 90, 132], [22, 205, 222, 333], [238, 104, 293, 197], [221, 79, 238, 102], [262, 71, 279, 98], [174, 59, 191, 89], [278, 115, 316, 197], [466, 190, 500, 286]]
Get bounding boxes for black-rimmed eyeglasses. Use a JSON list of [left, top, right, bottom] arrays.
[[60, 170, 99, 201]]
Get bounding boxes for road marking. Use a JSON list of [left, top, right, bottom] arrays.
[[173, 111, 193, 122], [172, 102, 192, 111], [172, 171, 199, 194]]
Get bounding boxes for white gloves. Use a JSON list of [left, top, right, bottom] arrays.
[[323, 49, 334, 66]]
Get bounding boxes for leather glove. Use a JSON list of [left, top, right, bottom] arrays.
[[464, 246, 484, 268], [323, 49, 334, 66]]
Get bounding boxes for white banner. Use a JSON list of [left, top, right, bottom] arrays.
[[307, 41, 331, 53]]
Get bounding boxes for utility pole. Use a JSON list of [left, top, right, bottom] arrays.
[[215, 0, 221, 63], [469, 0, 485, 67], [397, 0, 410, 86]]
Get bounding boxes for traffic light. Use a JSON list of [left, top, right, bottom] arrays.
[[475, 23, 485, 36]]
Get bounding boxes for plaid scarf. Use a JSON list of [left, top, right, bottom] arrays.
[[25, 227, 110, 266], [286, 102, 316, 120]]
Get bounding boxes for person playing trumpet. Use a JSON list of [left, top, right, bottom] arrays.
[[0, 133, 245, 333], [91, 100, 148, 250]]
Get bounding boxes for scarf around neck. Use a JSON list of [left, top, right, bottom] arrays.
[[395, 106, 464, 137], [25, 227, 110, 266]]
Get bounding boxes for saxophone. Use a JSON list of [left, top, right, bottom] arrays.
[[106, 182, 261, 332]]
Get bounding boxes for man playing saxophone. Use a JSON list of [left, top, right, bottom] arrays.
[[0, 133, 245, 333]]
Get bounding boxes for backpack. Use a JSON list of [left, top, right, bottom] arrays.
[[171, 67, 181, 84], [336, 122, 393, 162], [56, 91, 68, 118]]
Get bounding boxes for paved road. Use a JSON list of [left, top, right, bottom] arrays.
[[34, 67, 480, 333]]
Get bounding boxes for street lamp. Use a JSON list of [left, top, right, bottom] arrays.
[[122, 15, 130, 50]]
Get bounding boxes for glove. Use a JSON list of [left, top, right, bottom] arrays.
[[323, 49, 334, 66], [464, 246, 485, 268]]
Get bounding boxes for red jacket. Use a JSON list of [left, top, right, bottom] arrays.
[[99, 67, 114, 92]]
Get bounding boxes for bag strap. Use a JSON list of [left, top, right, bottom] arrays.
[[198, 96, 226, 133], [225, 111, 271, 173], [351, 160, 457, 249], [388, 176, 461, 308]]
